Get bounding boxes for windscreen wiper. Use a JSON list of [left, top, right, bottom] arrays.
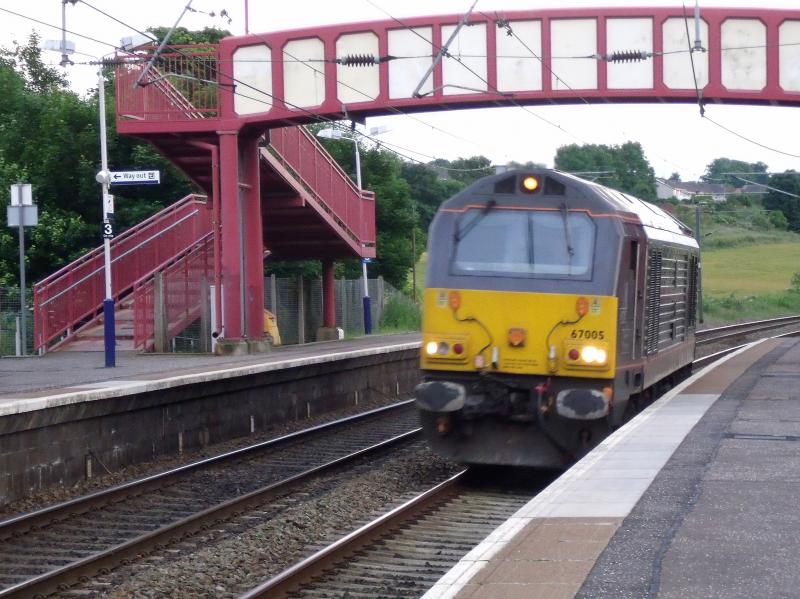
[[455, 198, 496, 242], [560, 202, 575, 267]]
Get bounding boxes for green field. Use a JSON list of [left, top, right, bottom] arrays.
[[699, 241, 800, 324], [702, 243, 800, 295]]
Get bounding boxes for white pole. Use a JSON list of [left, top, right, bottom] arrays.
[[99, 66, 111, 300], [98, 64, 116, 367], [351, 129, 371, 334], [353, 136, 362, 190], [18, 204, 26, 355]]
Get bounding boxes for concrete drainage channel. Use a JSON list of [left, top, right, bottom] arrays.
[[0, 346, 420, 506]]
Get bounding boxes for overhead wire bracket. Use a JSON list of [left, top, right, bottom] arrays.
[[411, 0, 479, 98]]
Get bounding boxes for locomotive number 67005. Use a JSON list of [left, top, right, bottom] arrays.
[[415, 169, 700, 468]]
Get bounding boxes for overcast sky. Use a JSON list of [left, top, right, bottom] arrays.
[[1, 0, 798, 180]]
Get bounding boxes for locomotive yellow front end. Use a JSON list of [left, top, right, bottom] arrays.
[[418, 288, 618, 467]]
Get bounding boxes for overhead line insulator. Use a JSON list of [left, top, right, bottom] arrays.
[[336, 54, 396, 67], [606, 50, 650, 63]]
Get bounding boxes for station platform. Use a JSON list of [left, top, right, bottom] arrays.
[[425, 335, 800, 599], [0, 333, 420, 505], [0, 333, 420, 415]]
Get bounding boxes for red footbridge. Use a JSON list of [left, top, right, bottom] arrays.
[[32, 6, 800, 353]]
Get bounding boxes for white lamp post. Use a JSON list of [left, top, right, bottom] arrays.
[[45, 39, 116, 366], [316, 126, 372, 334]]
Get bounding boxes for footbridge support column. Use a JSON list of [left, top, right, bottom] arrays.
[[317, 260, 339, 341], [217, 131, 267, 355]]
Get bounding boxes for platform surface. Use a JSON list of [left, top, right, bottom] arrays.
[[0, 333, 420, 416], [424, 336, 800, 599]]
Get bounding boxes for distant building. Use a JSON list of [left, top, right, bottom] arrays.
[[656, 178, 734, 203]]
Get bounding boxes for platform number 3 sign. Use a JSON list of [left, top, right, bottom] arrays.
[[102, 218, 115, 239]]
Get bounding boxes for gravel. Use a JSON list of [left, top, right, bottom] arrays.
[[70, 444, 460, 599]]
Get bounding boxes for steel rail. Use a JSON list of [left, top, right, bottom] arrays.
[[697, 315, 800, 346], [240, 470, 468, 599], [0, 423, 421, 599], [694, 328, 800, 369], [0, 399, 413, 542]]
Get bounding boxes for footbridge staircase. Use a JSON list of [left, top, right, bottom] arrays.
[[34, 45, 375, 352]]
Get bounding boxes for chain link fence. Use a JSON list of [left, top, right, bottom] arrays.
[[0, 288, 33, 357], [3, 277, 416, 356], [170, 276, 415, 352]]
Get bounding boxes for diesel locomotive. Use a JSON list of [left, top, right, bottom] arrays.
[[415, 169, 699, 467]]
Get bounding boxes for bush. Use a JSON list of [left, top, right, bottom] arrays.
[[791, 272, 800, 293], [770, 211, 789, 230], [379, 293, 421, 332], [750, 213, 771, 230]]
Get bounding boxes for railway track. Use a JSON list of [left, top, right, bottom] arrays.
[[243, 471, 545, 599], [696, 314, 800, 347], [0, 400, 421, 598]]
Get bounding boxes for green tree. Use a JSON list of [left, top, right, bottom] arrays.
[[554, 141, 657, 200], [400, 162, 464, 232], [0, 32, 195, 284], [430, 156, 493, 185], [702, 157, 768, 187], [763, 171, 800, 232]]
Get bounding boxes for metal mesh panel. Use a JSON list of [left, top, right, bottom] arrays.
[[0, 277, 404, 355], [0, 287, 34, 356]]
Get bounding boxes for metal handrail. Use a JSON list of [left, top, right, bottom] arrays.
[[35, 195, 203, 289]]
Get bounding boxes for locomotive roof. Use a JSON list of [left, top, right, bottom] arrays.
[[443, 169, 697, 246]]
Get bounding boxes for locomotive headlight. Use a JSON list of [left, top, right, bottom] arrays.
[[426, 341, 439, 355], [580, 346, 607, 364], [521, 175, 540, 192], [438, 341, 450, 355], [580, 346, 598, 363]]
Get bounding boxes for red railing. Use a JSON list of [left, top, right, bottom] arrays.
[[116, 46, 219, 122], [33, 195, 212, 351], [132, 234, 213, 350], [267, 127, 376, 247]]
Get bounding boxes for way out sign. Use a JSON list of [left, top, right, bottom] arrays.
[[109, 170, 160, 186]]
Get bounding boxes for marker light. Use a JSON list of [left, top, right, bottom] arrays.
[[508, 328, 526, 347], [576, 296, 589, 317], [521, 175, 540, 192], [425, 341, 438, 355], [448, 290, 461, 310], [568, 348, 580, 361], [453, 343, 464, 355]]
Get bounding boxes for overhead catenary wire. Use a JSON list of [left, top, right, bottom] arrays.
[[363, 0, 587, 145], [53, 0, 498, 170], [486, 9, 696, 178], [0, 6, 125, 52], [23, 0, 492, 174]]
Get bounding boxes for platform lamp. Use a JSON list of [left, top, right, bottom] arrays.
[[43, 38, 127, 367]]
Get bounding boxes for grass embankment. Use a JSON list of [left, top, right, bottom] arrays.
[[702, 242, 800, 324]]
